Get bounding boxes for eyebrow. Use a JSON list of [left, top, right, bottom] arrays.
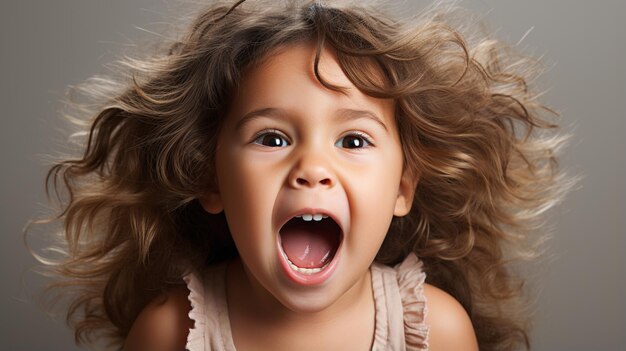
[[235, 107, 389, 133]]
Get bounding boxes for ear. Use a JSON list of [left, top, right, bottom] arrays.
[[394, 167, 419, 217], [198, 191, 224, 214]]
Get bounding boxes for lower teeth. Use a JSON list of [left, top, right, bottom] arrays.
[[286, 257, 330, 275]]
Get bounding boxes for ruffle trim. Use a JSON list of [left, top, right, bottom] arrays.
[[395, 253, 429, 350], [183, 271, 205, 351], [371, 265, 389, 346]]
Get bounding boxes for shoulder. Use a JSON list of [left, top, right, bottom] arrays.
[[423, 283, 478, 351], [124, 285, 193, 351]]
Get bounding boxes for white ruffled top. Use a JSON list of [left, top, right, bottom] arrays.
[[183, 253, 429, 351]]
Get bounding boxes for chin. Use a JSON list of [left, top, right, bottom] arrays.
[[273, 286, 344, 314]]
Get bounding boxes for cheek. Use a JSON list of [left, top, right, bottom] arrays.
[[346, 150, 404, 247], [353, 169, 400, 223], [353, 143, 404, 201], [216, 149, 282, 244]]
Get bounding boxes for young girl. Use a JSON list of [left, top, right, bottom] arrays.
[[35, 1, 568, 350]]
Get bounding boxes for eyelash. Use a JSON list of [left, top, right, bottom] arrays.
[[251, 129, 375, 149], [335, 131, 374, 149], [251, 129, 290, 147]]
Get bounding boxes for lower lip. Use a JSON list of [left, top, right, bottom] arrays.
[[276, 235, 342, 286]]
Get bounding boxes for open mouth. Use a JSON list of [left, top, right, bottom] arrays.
[[278, 214, 342, 277]]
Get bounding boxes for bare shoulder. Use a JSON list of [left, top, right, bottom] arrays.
[[423, 283, 478, 351], [124, 285, 193, 351]]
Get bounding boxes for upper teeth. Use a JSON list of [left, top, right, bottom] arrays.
[[296, 214, 329, 221]]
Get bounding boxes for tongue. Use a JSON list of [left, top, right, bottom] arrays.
[[280, 220, 338, 268]]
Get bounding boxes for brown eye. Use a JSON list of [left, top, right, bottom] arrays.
[[336, 134, 372, 149], [253, 132, 289, 147]]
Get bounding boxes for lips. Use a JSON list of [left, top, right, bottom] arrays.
[[277, 209, 344, 285]]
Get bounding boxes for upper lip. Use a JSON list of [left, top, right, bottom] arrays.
[[278, 207, 345, 235]]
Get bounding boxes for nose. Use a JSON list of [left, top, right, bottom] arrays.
[[288, 151, 335, 189]]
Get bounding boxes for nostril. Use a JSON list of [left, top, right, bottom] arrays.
[[295, 177, 332, 187]]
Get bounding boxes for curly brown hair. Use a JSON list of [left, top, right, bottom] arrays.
[[30, 1, 570, 350]]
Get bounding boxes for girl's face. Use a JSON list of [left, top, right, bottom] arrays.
[[201, 43, 416, 313]]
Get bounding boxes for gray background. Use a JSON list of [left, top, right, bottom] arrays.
[[1, 1, 624, 350]]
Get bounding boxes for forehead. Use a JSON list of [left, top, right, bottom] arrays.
[[227, 42, 395, 126]]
